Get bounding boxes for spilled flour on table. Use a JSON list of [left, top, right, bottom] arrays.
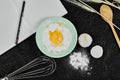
[[69, 51, 92, 75]]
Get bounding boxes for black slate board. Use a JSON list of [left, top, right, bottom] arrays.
[[0, 0, 120, 80]]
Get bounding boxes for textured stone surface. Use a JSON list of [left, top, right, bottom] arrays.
[[0, 0, 120, 80]]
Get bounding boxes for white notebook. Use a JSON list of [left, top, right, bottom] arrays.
[[0, 0, 67, 55]]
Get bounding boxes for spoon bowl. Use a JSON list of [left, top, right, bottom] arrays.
[[100, 4, 113, 22]]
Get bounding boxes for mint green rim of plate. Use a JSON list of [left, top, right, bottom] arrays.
[[35, 17, 78, 58]]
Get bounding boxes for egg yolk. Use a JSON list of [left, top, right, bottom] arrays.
[[49, 29, 63, 46]]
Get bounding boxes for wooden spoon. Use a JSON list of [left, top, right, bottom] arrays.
[[100, 4, 120, 48]]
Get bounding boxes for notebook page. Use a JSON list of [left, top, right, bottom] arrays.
[[0, 0, 67, 55]]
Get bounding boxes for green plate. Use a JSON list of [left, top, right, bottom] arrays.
[[35, 17, 77, 58]]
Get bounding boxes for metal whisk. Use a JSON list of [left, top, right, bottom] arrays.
[[0, 56, 56, 80]]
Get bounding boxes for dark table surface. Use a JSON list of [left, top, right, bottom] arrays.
[[0, 0, 120, 80]]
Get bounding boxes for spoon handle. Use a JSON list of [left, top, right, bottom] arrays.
[[109, 22, 120, 48]]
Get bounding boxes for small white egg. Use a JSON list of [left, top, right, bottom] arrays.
[[78, 33, 93, 48], [90, 45, 103, 58]]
